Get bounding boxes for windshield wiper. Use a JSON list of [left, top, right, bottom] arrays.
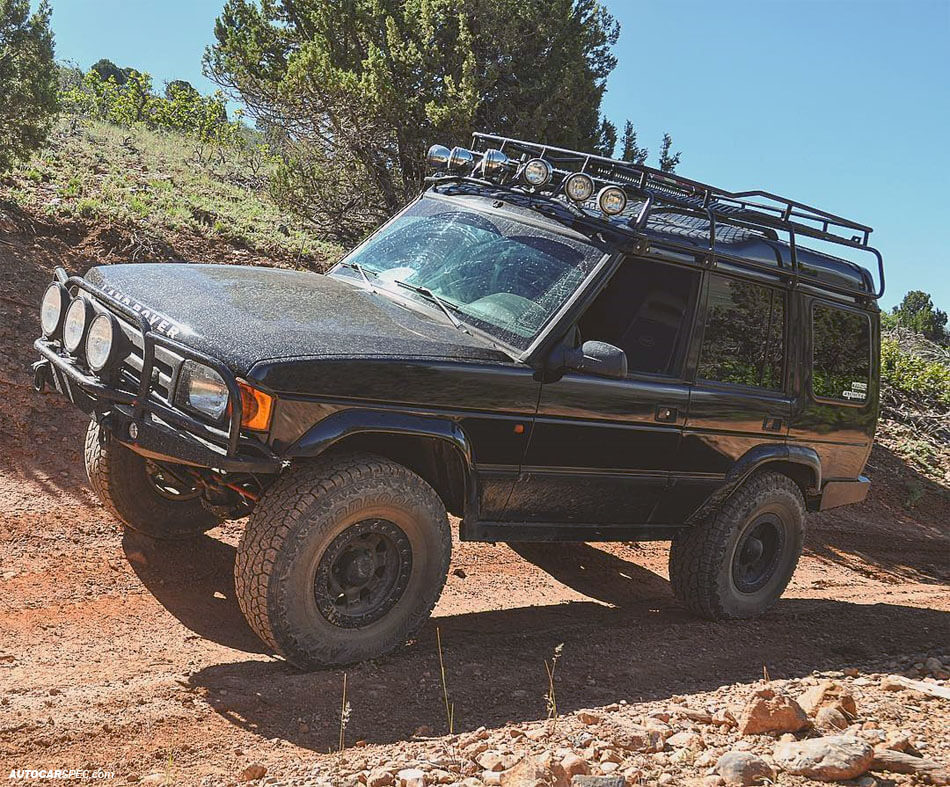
[[394, 280, 468, 332], [336, 260, 377, 292]]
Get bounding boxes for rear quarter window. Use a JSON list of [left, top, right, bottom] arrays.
[[811, 303, 871, 404]]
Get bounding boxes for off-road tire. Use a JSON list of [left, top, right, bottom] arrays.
[[234, 453, 451, 669], [84, 418, 220, 539], [669, 471, 805, 619]]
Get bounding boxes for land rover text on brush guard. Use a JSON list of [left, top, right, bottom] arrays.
[[32, 134, 885, 669]]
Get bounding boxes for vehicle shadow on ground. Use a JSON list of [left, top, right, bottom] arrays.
[[803, 444, 949, 586], [122, 531, 269, 654], [181, 541, 949, 753]]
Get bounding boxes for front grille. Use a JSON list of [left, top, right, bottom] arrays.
[[111, 313, 184, 403]]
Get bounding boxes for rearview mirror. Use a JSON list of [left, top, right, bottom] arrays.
[[551, 339, 627, 380]]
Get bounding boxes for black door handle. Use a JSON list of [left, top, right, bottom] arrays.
[[762, 416, 784, 432], [655, 405, 678, 423]]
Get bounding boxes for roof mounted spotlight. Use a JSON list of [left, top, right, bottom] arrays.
[[426, 144, 451, 169], [564, 172, 595, 203], [597, 185, 627, 216], [521, 158, 553, 187], [448, 146, 475, 171], [480, 148, 510, 179]]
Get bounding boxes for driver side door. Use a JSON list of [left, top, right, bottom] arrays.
[[509, 257, 701, 529]]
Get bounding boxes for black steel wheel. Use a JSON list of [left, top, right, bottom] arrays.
[[669, 471, 805, 619], [234, 453, 451, 669]]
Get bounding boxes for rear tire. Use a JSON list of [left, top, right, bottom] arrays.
[[234, 453, 451, 669], [669, 471, 805, 619], [84, 418, 220, 540]]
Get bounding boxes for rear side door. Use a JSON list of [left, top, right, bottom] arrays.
[[662, 270, 790, 522], [509, 257, 702, 526]]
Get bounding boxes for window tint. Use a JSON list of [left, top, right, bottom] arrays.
[[812, 304, 871, 402], [578, 258, 699, 376], [698, 275, 785, 390]]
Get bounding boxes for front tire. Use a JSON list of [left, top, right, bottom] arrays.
[[234, 453, 451, 669], [84, 418, 221, 539], [669, 471, 805, 619]]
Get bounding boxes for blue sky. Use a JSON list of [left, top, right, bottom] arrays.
[[47, 0, 949, 311]]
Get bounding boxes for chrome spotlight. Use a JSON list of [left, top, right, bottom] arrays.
[[480, 148, 510, 178], [448, 146, 475, 171], [426, 144, 451, 169]]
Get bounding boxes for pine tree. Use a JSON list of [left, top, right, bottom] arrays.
[[659, 132, 681, 172], [619, 120, 648, 164]]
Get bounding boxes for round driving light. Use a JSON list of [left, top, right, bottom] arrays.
[[564, 172, 595, 202], [40, 282, 68, 338], [597, 185, 627, 216], [426, 144, 451, 169], [521, 158, 553, 187], [63, 297, 93, 353], [480, 148, 510, 178], [85, 313, 117, 372], [448, 146, 475, 171]]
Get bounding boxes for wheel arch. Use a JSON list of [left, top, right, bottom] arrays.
[[284, 409, 475, 518]]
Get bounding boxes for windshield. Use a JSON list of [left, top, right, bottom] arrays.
[[335, 196, 606, 350]]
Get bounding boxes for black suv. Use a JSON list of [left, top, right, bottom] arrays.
[[32, 134, 884, 669]]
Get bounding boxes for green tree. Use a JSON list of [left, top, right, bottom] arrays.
[[0, 0, 57, 172], [891, 290, 949, 345], [619, 120, 648, 164], [204, 0, 620, 241], [90, 57, 128, 85], [596, 117, 617, 157], [658, 132, 681, 173]]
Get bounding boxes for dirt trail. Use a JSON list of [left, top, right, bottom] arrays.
[[1, 210, 947, 785]]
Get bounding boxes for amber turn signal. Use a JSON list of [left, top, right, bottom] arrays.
[[237, 381, 274, 431]]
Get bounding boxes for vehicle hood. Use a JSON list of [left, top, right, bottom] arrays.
[[85, 263, 509, 375]]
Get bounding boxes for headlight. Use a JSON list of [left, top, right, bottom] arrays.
[[85, 313, 123, 372], [177, 360, 229, 421], [597, 185, 627, 216], [521, 158, 553, 187], [63, 297, 93, 354], [40, 283, 69, 338], [564, 172, 595, 202]]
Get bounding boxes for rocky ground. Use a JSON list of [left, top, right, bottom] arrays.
[[1, 206, 948, 786]]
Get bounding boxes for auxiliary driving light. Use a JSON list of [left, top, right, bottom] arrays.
[[480, 148, 510, 178], [521, 158, 553, 187], [426, 144, 451, 169], [85, 312, 127, 373], [63, 297, 94, 354], [448, 146, 475, 171], [597, 185, 627, 216], [564, 172, 595, 202], [40, 282, 69, 338]]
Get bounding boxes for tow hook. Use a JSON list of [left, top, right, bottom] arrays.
[[32, 361, 50, 393]]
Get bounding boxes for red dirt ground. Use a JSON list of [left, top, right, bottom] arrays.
[[1, 209, 947, 784]]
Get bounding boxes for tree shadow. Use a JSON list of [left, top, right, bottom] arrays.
[[804, 443, 949, 586], [179, 540, 948, 754]]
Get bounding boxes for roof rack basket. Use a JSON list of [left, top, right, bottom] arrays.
[[463, 132, 884, 300]]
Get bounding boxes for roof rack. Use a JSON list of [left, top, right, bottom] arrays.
[[454, 132, 884, 299]]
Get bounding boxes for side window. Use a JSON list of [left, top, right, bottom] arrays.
[[578, 258, 700, 376], [812, 304, 871, 403], [698, 275, 785, 391]]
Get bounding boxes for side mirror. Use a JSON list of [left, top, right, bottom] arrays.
[[550, 339, 627, 380]]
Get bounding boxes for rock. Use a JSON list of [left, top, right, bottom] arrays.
[[815, 705, 850, 731], [601, 719, 665, 753], [773, 735, 873, 781], [553, 753, 588, 787], [871, 747, 950, 784], [482, 772, 502, 787], [880, 676, 904, 691], [569, 777, 625, 787], [712, 709, 738, 728], [924, 656, 944, 675], [367, 769, 395, 787], [716, 752, 775, 786], [499, 755, 546, 786], [241, 764, 267, 782], [576, 710, 602, 725], [666, 731, 704, 750], [397, 768, 427, 787], [796, 680, 858, 719], [737, 688, 810, 735], [669, 705, 713, 723], [477, 752, 507, 772]]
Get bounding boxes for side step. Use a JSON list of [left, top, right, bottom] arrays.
[[460, 520, 687, 543]]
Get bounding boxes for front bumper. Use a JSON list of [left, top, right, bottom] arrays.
[[33, 272, 281, 475]]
